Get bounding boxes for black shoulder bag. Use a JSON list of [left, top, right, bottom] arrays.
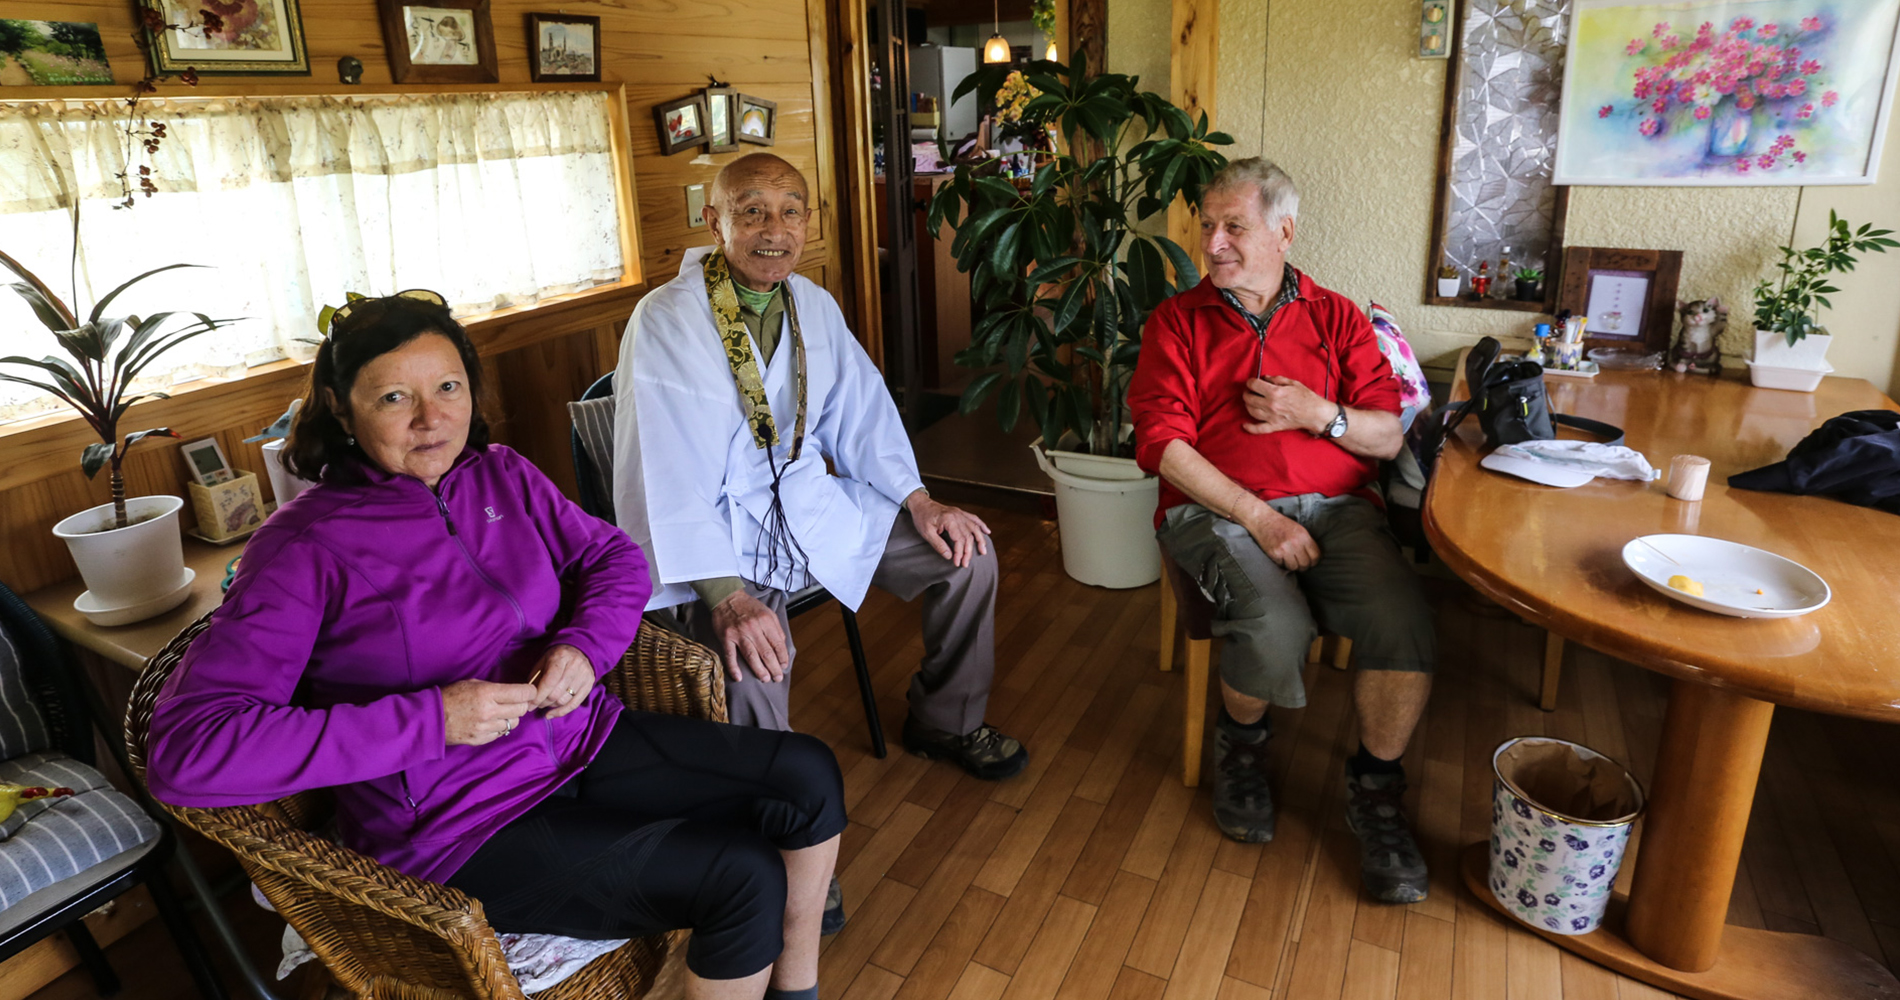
[[1408, 337, 1625, 480]]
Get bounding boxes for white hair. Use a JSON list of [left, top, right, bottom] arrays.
[[1204, 158, 1299, 226]]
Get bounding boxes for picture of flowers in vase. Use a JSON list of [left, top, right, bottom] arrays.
[[1555, 1, 1900, 186]]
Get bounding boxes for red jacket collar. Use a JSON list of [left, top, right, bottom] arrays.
[[1178, 268, 1310, 311]]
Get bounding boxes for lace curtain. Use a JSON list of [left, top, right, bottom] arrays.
[[0, 90, 625, 424]]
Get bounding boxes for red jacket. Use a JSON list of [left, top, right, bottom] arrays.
[[1129, 271, 1400, 524]]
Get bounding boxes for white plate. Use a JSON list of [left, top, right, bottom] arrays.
[[74, 568, 196, 627], [1621, 535, 1829, 619]]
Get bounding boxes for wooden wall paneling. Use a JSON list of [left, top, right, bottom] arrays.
[[1167, 0, 1217, 270], [492, 328, 609, 500], [1071, 0, 1107, 78], [826, 0, 886, 368]]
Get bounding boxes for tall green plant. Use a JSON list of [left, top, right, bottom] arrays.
[[1752, 210, 1896, 346], [927, 56, 1230, 457], [0, 214, 237, 529]]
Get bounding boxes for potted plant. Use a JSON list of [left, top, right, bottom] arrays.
[[929, 56, 1229, 588], [1436, 265, 1461, 299], [1513, 267, 1544, 302], [1749, 210, 1896, 390], [1, 240, 236, 623]]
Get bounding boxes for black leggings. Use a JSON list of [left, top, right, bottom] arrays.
[[444, 711, 846, 980]]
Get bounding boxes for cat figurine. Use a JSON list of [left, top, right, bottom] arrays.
[[1672, 296, 1726, 376]]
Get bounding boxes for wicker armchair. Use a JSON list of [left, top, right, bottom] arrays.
[[124, 615, 727, 1000]]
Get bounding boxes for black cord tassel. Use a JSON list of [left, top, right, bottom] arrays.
[[751, 416, 810, 588]]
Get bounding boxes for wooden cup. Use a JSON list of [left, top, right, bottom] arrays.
[[1666, 455, 1711, 502]]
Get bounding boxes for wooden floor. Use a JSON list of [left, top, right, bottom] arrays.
[[27, 502, 1900, 1000]]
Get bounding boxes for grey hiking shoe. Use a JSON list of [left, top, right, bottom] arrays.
[[822, 876, 846, 935], [902, 717, 1028, 780], [1344, 770, 1429, 903], [1211, 716, 1275, 842]]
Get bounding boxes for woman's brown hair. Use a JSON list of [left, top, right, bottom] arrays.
[[282, 295, 490, 482]]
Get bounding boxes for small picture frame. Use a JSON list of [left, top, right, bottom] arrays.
[[1554, 247, 1683, 355], [180, 437, 235, 488], [527, 12, 599, 82], [377, 0, 498, 84], [703, 86, 740, 154], [144, 1, 311, 76], [736, 94, 777, 146], [656, 94, 710, 155]]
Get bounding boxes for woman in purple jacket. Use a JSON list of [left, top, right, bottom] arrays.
[[147, 292, 844, 1000]]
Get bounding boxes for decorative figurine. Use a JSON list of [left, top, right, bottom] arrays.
[[338, 55, 364, 85], [1671, 297, 1727, 375], [1472, 260, 1492, 298]]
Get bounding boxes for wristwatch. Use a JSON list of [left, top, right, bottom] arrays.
[[1322, 404, 1348, 439]]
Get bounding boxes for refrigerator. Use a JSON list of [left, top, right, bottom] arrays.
[[908, 44, 979, 142]]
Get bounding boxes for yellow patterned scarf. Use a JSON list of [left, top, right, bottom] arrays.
[[703, 248, 807, 461]]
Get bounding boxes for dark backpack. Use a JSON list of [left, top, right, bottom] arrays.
[[1407, 337, 1624, 481]]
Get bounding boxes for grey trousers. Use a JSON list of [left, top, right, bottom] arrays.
[[673, 509, 999, 735], [1156, 495, 1435, 710]]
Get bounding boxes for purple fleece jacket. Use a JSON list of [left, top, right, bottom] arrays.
[[146, 445, 651, 884]]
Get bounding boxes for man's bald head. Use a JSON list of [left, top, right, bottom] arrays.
[[710, 153, 808, 211], [705, 153, 811, 291]]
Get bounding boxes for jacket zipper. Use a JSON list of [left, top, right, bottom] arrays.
[[434, 490, 529, 637]]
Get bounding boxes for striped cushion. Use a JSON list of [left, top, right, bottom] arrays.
[[567, 395, 618, 523], [0, 628, 51, 761], [0, 751, 159, 910]]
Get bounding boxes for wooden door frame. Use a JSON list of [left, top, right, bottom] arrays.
[[822, 0, 885, 369]]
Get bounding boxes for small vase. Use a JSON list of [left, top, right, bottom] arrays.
[[1708, 97, 1752, 158], [1436, 277, 1461, 298], [1514, 279, 1541, 301]]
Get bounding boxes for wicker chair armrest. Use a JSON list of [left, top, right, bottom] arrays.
[[166, 801, 524, 998], [605, 619, 727, 723]]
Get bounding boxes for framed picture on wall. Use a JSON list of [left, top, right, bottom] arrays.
[[655, 94, 710, 155], [736, 94, 777, 145], [1554, 0, 1900, 185], [377, 0, 498, 84], [527, 12, 599, 82], [1554, 246, 1683, 354], [703, 86, 739, 153], [144, 0, 311, 76]]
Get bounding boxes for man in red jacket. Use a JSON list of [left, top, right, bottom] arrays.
[[1129, 159, 1435, 904]]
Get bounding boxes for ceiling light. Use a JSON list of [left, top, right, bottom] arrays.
[[984, 0, 1010, 64]]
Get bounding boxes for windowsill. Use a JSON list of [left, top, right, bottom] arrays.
[[0, 276, 648, 446]]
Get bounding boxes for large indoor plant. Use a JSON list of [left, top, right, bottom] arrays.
[[928, 57, 1229, 587], [1748, 210, 1895, 390], [1, 229, 235, 622]]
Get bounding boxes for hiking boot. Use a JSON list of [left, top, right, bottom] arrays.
[[1344, 769, 1429, 903], [822, 876, 846, 936], [902, 717, 1028, 780], [1212, 715, 1275, 842]]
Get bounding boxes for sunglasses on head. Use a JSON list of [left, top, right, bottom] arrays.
[[320, 288, 450, 336]]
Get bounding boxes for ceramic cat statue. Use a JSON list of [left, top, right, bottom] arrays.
[[1672, 297, 1726, 376]]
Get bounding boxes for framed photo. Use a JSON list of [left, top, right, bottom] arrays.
[[1554, 247, 1683, 354], [656, 94, 710, 155], [179, 437, 235, 488], [527, 13, 599, 83], [377, 0, 498, 84], [144, 0, 310, 76], [736, 94, 777, 146], [703, 86, 739, 154], [1554, 0, 1900, 185]]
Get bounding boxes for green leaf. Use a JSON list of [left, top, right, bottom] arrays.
[[1154, 236, 1201, 291], [997, 378, 1022, 434], [1124, 238, 1165, 312], [121, 427, 180, 452], [81, 442, 114, 479], [7, 282, 70, 334], [1052, 273, 1091, 333], [88, 263, 200, 325], [960, 371, 1005, 414], [990, 222, 1024, 276]]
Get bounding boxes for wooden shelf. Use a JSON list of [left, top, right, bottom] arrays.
[[1427, 295, 1552, 314]]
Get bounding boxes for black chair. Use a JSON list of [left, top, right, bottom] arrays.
[[0, 583, 227, 999], [569, 373, 887, 758]]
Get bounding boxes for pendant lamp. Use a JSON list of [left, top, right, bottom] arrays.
[[983, 0, 1010, 63], [1044, 40, 1058, 61]]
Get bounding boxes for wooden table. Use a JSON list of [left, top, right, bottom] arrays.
[[1424, 365, 1900, 1000], [22, 537, 240, 669]]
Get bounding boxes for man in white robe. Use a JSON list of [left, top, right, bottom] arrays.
[[612, 153, 1027, 782]]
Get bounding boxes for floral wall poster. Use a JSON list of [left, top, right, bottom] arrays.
[[1554, 0, 1900, 185]]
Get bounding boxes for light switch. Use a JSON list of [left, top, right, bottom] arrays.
[[685, 184, 707, 227]]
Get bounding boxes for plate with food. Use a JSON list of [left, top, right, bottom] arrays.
[[1620, 534, 1830, 619]]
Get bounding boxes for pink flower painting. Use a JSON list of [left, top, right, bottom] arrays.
[[1562, 1, 1898, 183]]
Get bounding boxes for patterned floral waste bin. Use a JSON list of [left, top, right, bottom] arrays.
[[1488, 737, 1645, 936]]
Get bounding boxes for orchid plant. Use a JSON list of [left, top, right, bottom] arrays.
[[0, 213, 238, 530]]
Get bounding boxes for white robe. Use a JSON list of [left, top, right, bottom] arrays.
[[612, 245, 924, 612]]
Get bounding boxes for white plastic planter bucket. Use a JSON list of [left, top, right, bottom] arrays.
[[51, 495, 188, 615], [262, 438, 318, 507], [1031, 442, 1161, 589], [1488, 737, 1645, 936]]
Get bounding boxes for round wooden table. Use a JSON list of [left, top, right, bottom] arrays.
[[1424, 365, 1900, 1000]]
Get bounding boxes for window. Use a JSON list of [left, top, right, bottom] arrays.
[[0, 89, 628, 424]]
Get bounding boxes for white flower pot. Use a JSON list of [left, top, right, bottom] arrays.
[[51, 495, 190, 624], [262, 438, 318, 507], [1436, 277, 1461, 298], [1031, 442, 1161, 589], [1753, 329, 1831, 370]]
